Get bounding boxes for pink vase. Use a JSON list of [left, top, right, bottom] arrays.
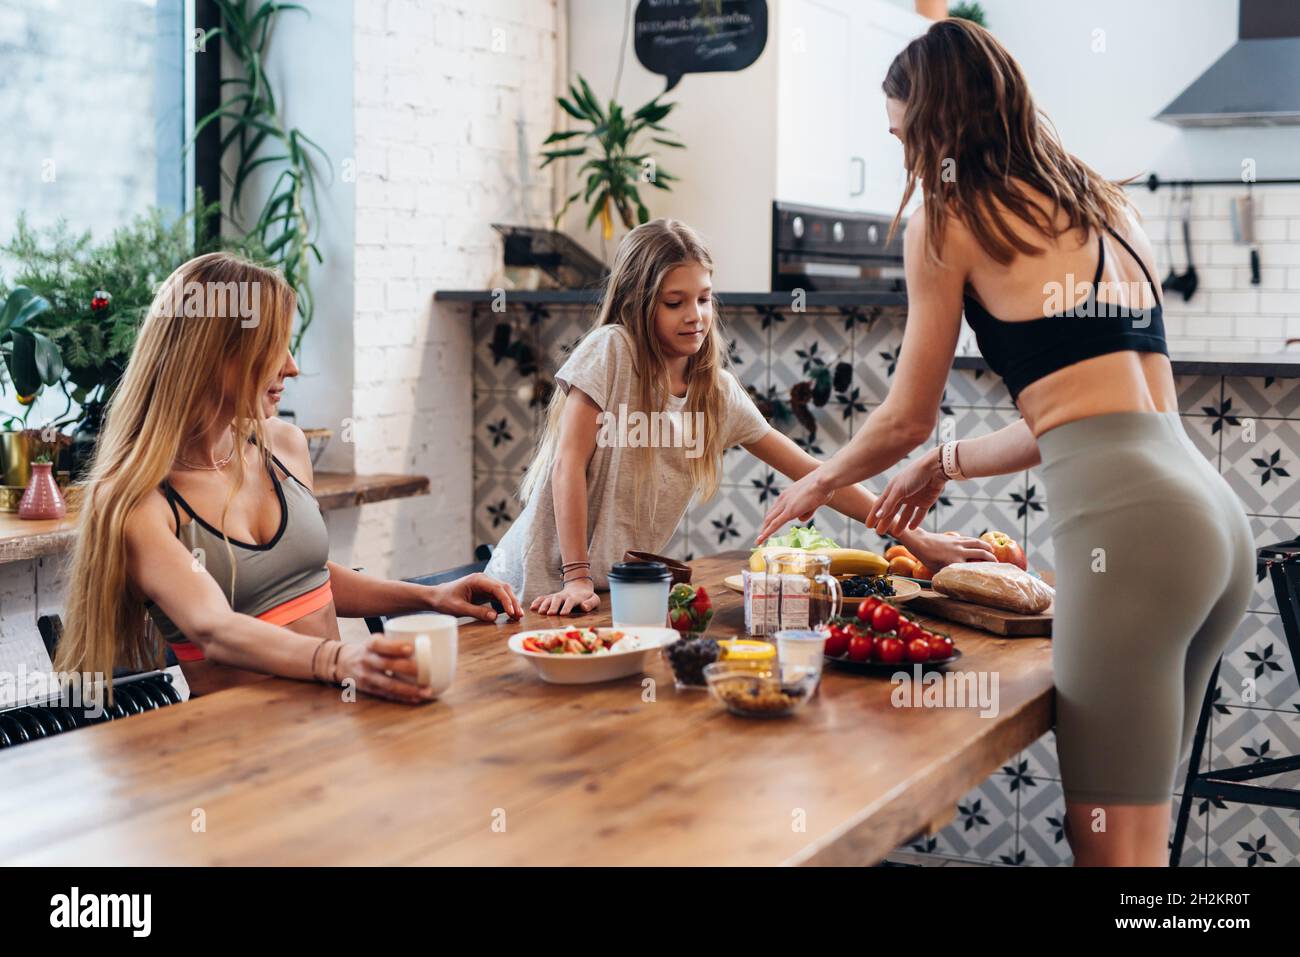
[[18, 462, 66, 520]]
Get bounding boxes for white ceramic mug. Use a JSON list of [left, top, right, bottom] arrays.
[[383, 613, 458, 697]]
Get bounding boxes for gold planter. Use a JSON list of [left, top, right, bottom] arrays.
[[0, 431, 34, 487], [0, 485, 23, 513], [1, 431, 71, 498]]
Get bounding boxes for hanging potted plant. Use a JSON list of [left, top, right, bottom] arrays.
[[540, 75, 685, 249]]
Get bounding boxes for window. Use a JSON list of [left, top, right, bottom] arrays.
[[0, 0, 201, 251]]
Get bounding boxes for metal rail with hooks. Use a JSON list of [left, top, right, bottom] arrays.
[[1136, 172, 1300, 191]]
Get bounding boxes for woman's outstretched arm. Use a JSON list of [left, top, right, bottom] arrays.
[[757, 213, 968, 542], [870, 418, 1041, 535], [744, 428, 994, 568]]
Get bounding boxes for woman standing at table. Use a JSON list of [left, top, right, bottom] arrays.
[[55, 252, 521, 702], [756, 19, 1253, 866]]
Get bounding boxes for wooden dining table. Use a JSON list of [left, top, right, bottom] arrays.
[[0, 552, 1054, 866]]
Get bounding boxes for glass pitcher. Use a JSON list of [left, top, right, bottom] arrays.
[[759, 550, 842, 636]]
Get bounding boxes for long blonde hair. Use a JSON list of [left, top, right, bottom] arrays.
[[519, 219, 730, 509], [56, 252, 295, 683], [882, 17, 1137, 264]]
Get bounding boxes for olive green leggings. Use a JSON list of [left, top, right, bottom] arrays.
[[1036, 411, 1255, 805]]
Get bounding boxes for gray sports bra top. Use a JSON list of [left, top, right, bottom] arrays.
[[145, 451, 332, 655]]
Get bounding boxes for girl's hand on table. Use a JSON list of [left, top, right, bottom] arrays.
[[335, 637, 435, 704], [870, 448, 948, 536], [531, 580, 599, 616], [902, 529, 995, 571], [430, 573, 523, 621], [756, 466, 834, 544]]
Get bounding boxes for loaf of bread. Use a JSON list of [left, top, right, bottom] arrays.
[[931, 562, 1054, 614]]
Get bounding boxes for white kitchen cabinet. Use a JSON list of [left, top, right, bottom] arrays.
[[776, 0, 927, 214]]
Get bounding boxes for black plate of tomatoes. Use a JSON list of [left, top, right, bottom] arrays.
[[820, 596, 960, 674]]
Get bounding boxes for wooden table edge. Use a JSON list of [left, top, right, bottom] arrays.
[[784, 690, 1053, 866]]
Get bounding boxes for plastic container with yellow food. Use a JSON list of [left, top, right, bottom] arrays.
[[717, 639, 776, 663]]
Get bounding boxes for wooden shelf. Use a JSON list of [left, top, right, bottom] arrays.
[[311, 471, 430, 510], [0, 514, 77, 563], [0, 472, 429, 564]]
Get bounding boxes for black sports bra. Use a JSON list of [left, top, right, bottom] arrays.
[[961, 225, 1168, 402]]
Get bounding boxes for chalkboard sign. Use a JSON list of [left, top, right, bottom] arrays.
[[634, 0, 769, 92]]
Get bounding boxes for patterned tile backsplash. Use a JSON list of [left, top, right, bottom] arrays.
[[470, 302, 1300, 866]]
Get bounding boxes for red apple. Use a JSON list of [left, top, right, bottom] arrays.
[[979, 531, 1027, 570]]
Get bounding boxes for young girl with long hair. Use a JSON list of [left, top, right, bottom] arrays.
[[487, 218, 994, 613], [55, 252, 521, 703], [758, 19, 1253, 865]]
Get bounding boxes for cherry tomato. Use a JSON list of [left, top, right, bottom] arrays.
[[897, 619, 921, 642], [927, 633, 954, 661], [855, 596, 880, 624], [906, 636, 931, 663], [871, 603, 900, 634], [823, 624, 851, 658], [876, 636, 905, 665], [848, 634, 874, 663]]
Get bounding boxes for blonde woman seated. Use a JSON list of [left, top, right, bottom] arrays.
[[54, 253, 521, 703]]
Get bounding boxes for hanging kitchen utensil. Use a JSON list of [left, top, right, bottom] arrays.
[[1229, 184, 1262, 286], [1161, 186, 1181, 293], [1171, 185, 1198, 302]]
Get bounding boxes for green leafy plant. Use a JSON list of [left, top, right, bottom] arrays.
[[0, 196, 250, 421], [0, 287, 62, 408], [541, 75, 684, 241], [949, 2, 988, 26], [195, 0, 327, 352]]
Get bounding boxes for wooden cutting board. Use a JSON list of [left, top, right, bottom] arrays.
[[907, 588, 1053, 637]]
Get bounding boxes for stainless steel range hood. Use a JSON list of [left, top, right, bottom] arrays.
[[1155, 1, 1300, 128]]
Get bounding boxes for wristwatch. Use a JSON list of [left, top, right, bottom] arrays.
[[940, 441, 967, 481]]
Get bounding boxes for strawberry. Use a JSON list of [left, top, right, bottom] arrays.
[[691, 586, 712, 614]]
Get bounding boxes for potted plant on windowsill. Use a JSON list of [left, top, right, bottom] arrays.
[[0, 286, 64, 498], [0, 197, 258, 479]]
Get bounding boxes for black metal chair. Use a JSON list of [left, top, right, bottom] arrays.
[[0, 614, 182, 751], [37, 614, 179, 673], [1170, 538, 1300, 865], [363, 544, 498, 635]]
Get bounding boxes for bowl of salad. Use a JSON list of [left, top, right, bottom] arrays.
[[507, 625, 678, 684]]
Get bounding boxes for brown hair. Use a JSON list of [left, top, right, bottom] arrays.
[[882, 17, 1138, 265]]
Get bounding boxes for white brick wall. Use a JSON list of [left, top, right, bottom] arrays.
[[347, 0, 559, 580], [1126, 185, 1300, 351]]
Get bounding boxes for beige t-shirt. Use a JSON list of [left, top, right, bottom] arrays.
[[486, 324, 772, 601]]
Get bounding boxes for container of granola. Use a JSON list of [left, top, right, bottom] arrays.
[[702, 660, 817, 718]]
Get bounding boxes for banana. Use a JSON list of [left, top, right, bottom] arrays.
[[748, 546, 790, 573], [810, 547, 889, 577], [748, 546, 887, 576]]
